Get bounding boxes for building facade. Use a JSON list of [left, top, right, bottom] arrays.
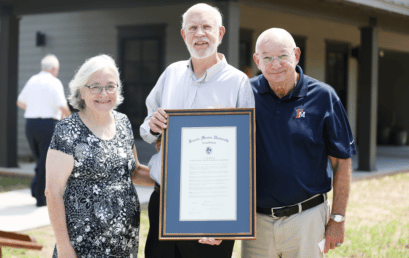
[[1, 0, 409, 170]]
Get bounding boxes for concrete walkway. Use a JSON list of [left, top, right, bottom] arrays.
[[0, 140, 157, 232], [0, 145, 408, 232], [0, 186, 154, 232], [352, 145, 409, 180], [0, 160, 154, 232]]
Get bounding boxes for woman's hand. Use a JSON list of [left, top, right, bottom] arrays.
[[132, 146, 155, 186], [198, 237, 222, 245]]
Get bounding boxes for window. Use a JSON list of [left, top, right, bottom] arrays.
[[118, 25, 166, 137], [326, 41, 349, 107]]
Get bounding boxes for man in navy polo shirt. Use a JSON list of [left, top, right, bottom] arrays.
[[241, 28, 356, 257]]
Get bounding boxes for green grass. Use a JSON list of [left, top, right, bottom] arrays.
[[138, 209, 150, 257], [0, 174, 31, 193], [1, 221, 56, 258], [2, 173, 409, 257], [329, 220, 409, 257], [326, 173, 409, 257]]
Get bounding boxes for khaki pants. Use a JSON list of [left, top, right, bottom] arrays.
[[242, 200, 330, 258]]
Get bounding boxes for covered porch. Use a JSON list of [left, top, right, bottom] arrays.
[[1, 0, 409, 171]]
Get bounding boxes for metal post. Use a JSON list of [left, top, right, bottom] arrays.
[[358, 18, 379, 171]]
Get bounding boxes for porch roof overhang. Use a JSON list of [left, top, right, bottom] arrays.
[[0, 0, 408, 34], [0, 0, 198, 15], [246, 0, 409, 35], [330, 0, 409, 17]]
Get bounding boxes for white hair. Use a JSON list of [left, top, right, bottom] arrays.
[[181, 3, 223, 29], [41, 54, 59, 70], [68, 54, 124, 110]]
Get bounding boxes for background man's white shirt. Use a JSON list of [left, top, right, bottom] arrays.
[[18, 71, 67, 120]]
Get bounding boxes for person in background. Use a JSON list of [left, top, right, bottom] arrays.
[[241, 28, 356, 257], [45, 54, 154, 257], [241, 65, 253, 78], [17, 54, 71, 207], [140, 3, 254, 258]]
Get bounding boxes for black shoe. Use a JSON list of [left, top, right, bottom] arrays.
[[36, 200, 47, 207]]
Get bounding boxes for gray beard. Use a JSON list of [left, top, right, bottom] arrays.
[[185, 41, 217, 60]]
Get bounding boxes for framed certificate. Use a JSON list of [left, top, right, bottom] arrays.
[[159, 108, 256, 240]]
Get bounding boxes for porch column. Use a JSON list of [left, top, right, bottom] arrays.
[[214, 0, 240, 68], [358, 18, 379, 171], [0, 5, 19, 167]]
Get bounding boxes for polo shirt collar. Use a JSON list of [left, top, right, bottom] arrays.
[[289, 65, 307, 98], [257, 76, 272, 94], [258, 65, 307, 100], [187, 54, 227, 83]]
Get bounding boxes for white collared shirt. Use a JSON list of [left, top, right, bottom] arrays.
[[140, 54, 255, 184], [18, 71, 67, 120]]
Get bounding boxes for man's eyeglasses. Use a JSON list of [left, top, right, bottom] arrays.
[[85, 84, 118, 94], [259, 48, 295, 64]]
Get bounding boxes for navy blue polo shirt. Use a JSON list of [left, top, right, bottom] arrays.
[[252, 66, 356, 208]]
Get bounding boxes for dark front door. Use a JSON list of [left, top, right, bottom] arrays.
[[326, 41, 349, 108], [118, 25, 166, 138]]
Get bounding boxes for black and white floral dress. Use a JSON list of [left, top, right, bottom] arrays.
[[49, 111, 140, 258]]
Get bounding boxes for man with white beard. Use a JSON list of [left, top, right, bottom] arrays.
[[140, 3, 254, 258]]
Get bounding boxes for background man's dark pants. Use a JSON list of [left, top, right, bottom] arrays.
[[25, 118, 58, 206], [145, 190, 235, 258]]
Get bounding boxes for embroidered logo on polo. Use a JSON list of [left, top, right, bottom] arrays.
[[296, 109, 305, 118]]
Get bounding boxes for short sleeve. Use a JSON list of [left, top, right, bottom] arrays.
[[324, 99, 357, 158], [17, 88, 27, 103], [17, 79, 31, 104], [49, 120, 74, 156]]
